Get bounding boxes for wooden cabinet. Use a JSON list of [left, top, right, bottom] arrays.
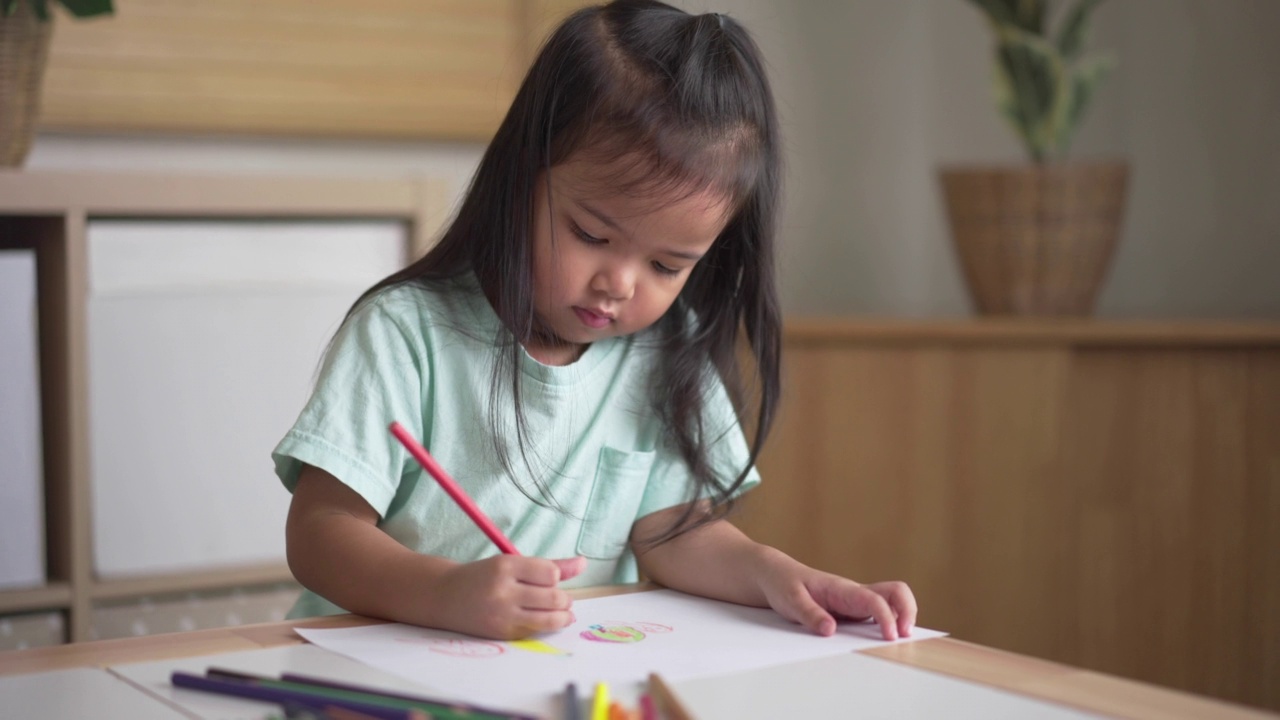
[[40, 0, 593, 140], [0, 171, 449, 643], [734, 320, 1280, 711]]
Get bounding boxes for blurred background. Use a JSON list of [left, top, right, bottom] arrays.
[[0, 0, 1276, 713], [21, 0, 1280, 317]]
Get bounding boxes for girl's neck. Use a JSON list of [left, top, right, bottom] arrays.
[[524, 327, 588, 367]]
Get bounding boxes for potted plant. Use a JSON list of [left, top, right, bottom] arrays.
[[1, 0, 113, 166], [942, 0, 1127, 315]]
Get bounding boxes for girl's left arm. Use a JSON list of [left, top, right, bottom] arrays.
[[631, 504, 917, 640]]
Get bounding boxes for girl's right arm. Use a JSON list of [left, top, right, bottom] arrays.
[[285, 463, 583, 639]]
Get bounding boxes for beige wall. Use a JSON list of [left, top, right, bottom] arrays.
[[690, 0, 1279, 318], [28, 0, 1280, 318]]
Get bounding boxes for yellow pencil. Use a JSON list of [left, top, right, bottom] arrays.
[[592, 681, 610, 720]]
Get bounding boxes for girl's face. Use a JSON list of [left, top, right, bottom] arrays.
[[527, 155, 732, 366]]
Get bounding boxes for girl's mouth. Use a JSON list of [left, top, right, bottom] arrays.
[[573, 306, 613, 329]]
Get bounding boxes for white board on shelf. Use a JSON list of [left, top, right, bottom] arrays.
[[86, 220, 406, 578], [0, 249, 47, 590]]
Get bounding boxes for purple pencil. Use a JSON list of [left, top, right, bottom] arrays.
[[170, 672, 411, 720]]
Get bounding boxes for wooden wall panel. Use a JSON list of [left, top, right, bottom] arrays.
[[734, 332, 1280, 712], [1062, 349, 1280, 708], [39, 0, 538, 139], [1245, 354, 1280, 710]]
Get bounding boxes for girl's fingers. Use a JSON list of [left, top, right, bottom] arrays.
[[512, 556, 587, 586], [511, 557, 566, 586], [552, 556, 588, 582], [513, 607, 576, 635], [519, 585, 573, 612], [832, 588, 897, 641], [778, 586, 837, 636], [869, 581, 917, 638], [891, 584, 918, 637]]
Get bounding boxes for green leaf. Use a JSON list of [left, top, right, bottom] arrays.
[[1014, 0, 1047, 35], [31, 0, 50, 20], [55, 0, 113, 17], [966, 0, 1047, 33], [1056, 54, 1113, 154], [1057, 0, 1105, 60], [992, 62, 1037, 157], [964, 0, 1018, 29], [2, 0, 17, 17], [994, 27, 1063, 161]]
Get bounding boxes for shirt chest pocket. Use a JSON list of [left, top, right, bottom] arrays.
[[576, 446, 655, 560]]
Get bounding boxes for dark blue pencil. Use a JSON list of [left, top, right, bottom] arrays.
[[563, 682, 581, 720], [204, 667, 532, 720], [171, 671, 413, 720]]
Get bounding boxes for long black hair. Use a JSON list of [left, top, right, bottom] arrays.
[[347, 0, 781, 545]]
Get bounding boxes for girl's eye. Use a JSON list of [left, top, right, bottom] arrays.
[[652, 261, 681, 276], [571, 224, 606, 245]]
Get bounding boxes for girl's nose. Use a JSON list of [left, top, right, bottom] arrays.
[[592, 265, 635, 301]]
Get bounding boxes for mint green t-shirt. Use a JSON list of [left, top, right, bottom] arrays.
[[272, 276, 759, 618]]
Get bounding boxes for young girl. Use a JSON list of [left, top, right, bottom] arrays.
[[274, 0, 916, 642]]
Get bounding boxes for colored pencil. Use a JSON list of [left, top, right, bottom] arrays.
[[206, 667, 533, 720], [389, 421, 520, 555], [171, 672, 412, 720], [638, 694, 655, 720], [591, 682, 610, 720], [564, 682, 581, 720], [647, 673, 695, 720], [277, 670, 539, 720]]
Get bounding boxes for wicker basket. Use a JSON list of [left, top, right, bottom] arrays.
[[1, 2, 53, 167], [940, 162, 1129, 316]]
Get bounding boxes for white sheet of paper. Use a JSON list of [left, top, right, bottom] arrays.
[[673, 651, 1103, 719], [296, 589, 946, 716]]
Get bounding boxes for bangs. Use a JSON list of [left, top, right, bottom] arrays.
[[557, 126, 762, 218]]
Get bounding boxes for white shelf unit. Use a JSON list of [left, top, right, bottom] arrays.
[[0, 171, 449, 643]]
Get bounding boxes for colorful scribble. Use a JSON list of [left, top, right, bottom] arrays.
[[578, 620, 670, 644]]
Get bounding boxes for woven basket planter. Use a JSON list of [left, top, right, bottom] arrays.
[[1, 2, 52, 167], [940, 162, 1129, 316]]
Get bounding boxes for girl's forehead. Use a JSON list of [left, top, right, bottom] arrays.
[[551, 153, 733, 220]]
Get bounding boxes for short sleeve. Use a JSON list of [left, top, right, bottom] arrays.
[[271, 294, 428, 518], [636, 371, 761, 520]]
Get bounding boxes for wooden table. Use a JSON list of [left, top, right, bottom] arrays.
[[0, 584, 1273, 720]]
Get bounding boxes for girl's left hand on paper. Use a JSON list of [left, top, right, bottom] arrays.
[[755, 554, 917, 641]]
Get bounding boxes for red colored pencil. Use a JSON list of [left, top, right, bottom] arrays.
[[388, 421, 521, 555]]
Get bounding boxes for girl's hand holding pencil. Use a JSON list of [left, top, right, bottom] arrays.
[[390, 421, 587, 640], [430, 553, 586, 640]]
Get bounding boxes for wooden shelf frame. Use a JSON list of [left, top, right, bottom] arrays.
[[0, 584, 73, 615], [0, 170, 451, 642]]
